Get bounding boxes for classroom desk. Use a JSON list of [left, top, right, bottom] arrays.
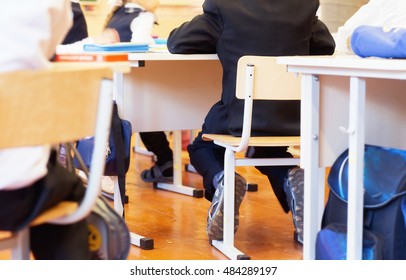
[[113, 53, 221, 198], [122, 52, 221, 131], [277, 55, 406, 260], [113, 52, 222, 248]]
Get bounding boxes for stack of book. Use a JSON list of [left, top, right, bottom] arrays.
[[83, 42, 149, 52], [54, 52, 129, 62], [55, 42, 150, 62]]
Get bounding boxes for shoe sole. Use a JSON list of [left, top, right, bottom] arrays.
[[207, 173, 247, 241]]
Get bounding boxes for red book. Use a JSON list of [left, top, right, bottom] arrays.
[[54, 52, 129, 62]]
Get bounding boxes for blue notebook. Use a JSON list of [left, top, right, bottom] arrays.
[[153, 38, 167, 45], [83, 42, 149, 52]]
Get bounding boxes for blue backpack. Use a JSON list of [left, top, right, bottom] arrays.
[[316, 145, 406, 260]]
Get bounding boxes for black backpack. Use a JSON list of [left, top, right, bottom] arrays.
[[87, 196, 130, 260], [317, 144, 406, 260]]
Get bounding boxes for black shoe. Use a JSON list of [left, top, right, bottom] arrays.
[[140, 161, 173, 183]]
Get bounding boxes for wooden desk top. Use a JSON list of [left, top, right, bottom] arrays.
[[278, 55, 406, 79]]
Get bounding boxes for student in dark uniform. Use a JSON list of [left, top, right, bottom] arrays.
[[167, 0, 335, 242], [105, 0, 174, 183], [63, 1, 89, 44]]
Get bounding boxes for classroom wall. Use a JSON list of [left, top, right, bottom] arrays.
[[319, 0, 369, 32], [80, 0, 204, 38], [153, 1, 204, 38], [80, 0, 369, 38]]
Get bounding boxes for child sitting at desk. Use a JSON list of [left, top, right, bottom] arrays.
[[167, 0, 335, 245]]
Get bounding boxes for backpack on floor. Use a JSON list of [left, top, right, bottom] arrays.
[[87, 196, 131, 260], [73, 102, 132, 206], [316, 144, 406, 260]]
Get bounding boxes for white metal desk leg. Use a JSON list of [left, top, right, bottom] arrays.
[[113, 72, 122, 104], [130, 232, 154, 250], [112, 72, 125, 218], [185, 129, 199, 173], [113, 177, 154, 250], [172, 130, 182, 187], [155, 130, 204, 198], [113, 72, 154, 250], [317, 168, 326, 227], [301, 74, 321, 260], [346, 77, 366, 260], [113, 177, 124, 217]]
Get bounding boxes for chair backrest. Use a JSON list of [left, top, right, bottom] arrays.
[[0, 66, 112, 148], [0, 65, 114, 224], [236, 56, 301, 100], [233, 56, 301, 152]]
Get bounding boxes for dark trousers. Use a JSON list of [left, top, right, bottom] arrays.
[[139, 131, 173, 166], [188, 131, 294, 212], [0, 151, 91, 259]]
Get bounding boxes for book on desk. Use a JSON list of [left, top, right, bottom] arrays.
[[55, 42, 150, 62], [54, 52, 129, 62], [83, 42, 150, 52], [55, 40, 170, 62]]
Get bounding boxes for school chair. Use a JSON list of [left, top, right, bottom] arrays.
[[0, 65, 113, 259], [203, 55, 301, 260]]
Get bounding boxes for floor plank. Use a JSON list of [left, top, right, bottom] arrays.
[[124, 145, 303, 260]]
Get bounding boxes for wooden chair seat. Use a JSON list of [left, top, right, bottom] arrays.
[[203, 134, 300, 147]]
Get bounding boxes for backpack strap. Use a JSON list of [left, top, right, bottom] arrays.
[[328, 144, 406, 208], [110, 102, 129, 213]]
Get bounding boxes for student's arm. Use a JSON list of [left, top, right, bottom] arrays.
[[130, 11, 155, 44], [0, 0, 72, 71], [43, 0, 73, 59], [309, 17, 336, 55]]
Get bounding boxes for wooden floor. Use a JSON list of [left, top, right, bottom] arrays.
[[0, 136, 305, 260], [124, 142, 303, 260]]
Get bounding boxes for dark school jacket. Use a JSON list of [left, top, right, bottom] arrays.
[[63, 2, 88, 44]]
